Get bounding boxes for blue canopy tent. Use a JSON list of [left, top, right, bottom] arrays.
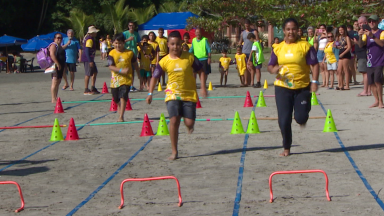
[[38, 32, 66, 41], [21, 37, 50, 51], [0, 35, 28, 72], [138, 12, 199, 30]]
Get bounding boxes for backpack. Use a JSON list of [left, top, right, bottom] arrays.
[[37, 43, 57, 69]]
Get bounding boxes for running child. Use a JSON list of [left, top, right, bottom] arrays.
[[233, 46, 247, 86], [108, 33, 140, 122], [146, 31, 207, 160], [219, 48, 231, 86], [138, 35, 154, 90]]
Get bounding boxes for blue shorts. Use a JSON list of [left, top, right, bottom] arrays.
[[317, 50, 325, 62]]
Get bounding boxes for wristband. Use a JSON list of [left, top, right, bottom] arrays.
[[119, 68, 122, 73], [148, 92, 153, 96], [311, 80, 320, 85]]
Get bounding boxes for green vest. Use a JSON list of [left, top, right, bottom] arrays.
[[192, 37, 208, 59], [252, 41, 265, 66], [307, 36, 315, 46]]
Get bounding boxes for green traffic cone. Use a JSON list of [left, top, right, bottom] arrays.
[[323, 109, 338, 132], [156, 113, 169, 136], [256, 91, 267, 107], [230, 111, 245, 134], [50, 118, 64, 141], [246, 111, 260, 134], [311, 92, 319, 105]]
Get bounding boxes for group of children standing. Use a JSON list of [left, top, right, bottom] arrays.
[[218, 33, 265, 86]]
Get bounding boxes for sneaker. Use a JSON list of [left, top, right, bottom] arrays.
[[130, 86, 138, 92], [84, 89, 93, 95], [253, 82, 261, 88], [91, 87, 100, 94]]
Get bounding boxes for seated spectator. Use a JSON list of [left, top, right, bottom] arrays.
[[12, 52, 23, 73]]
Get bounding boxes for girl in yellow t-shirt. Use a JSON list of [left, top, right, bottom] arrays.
[[323, 33, 337, 89], [219, 49, 232, 86], [108, 33, 140, 122], [234, 46, 247, 86], [268, 18, 319, 157], [182, 32, 192, 50], [145, 31, 207, 160]]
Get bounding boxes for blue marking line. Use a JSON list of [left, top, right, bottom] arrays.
[[232, 90, 265, 216], [66, 136, 154, 216], [0, 95, 104, 133], [318, 99, 384, 211]]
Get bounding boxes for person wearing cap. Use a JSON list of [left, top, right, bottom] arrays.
[[358, 15, 384, 108], [81, 26, 100, 95]]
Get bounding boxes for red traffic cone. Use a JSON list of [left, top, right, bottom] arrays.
[[140, 114, 154, 137], [102, 82, 109, 94], [109, 98, 118, 111], [65, 118, 79, 141], [54, 97, 65, 113], [243, 91, 253, 107], [125, 99, 132, 111], [196, 97, 202, 108]]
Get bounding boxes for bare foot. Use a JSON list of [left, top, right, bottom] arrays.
[[300, 123, 306, 129], [369, 102, 379, 108], [279, 149, 291, 157], [117, 118, 124, 122], [187, 127, 194, 134], [52, 100, 57, 104], [379, 104, 384, 109], [168, 153, 178, 160], [320, 85, 326, 87]]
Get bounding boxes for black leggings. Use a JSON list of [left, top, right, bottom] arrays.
[[275, 85, 311, 149]]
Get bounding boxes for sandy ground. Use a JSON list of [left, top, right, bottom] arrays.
[[0, 53, 383, 216]]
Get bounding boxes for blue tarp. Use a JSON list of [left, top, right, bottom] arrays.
[[21, 37, 51, 51], [138, 12, 198, 30], [38, 32, 66, 41], [0, 35, 27, 47]]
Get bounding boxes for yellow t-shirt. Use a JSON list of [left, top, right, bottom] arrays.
[[362, 32, 384, 42], [108, 49, 135, 88], [86, 39, 93, 48], [148, 41, 159, 64], [324, 42, 337, 64], [106, 39, 112, 48], [156, 37, 168, 56], [219, 57, 231, 70], [235, 53, 247, 75], [272, 40, 312, 89], [159, 52, 198, 103], [138, 44, 153, 71]]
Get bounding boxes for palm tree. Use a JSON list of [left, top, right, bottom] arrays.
[[103, 0, 130, 34], [158, 1, 188, 13], [65, 8, 95, 42], [129, 4, 157, 25]]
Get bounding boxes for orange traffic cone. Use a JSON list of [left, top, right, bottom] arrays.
[[102, 82, 109, 94], [196, 97, 202, 108], [243, 91, 253, 107], [140, 114, 154, 136], [65, 118, 79, 141], [125, 99, 133, 111], [54, 97, 65, 113], [109, 98, 118, 111]]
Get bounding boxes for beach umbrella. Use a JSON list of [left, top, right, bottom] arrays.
[[0, 34, 28, 72], [39, 32, 66, 41], [21, 37, 50, 51]]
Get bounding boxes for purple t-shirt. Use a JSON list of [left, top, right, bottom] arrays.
[[268, 46, 318, 66], [366, 29, 384, 67], [153, 55, 203, 78]]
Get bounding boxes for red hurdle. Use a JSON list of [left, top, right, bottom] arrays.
[[269, 170, 331, 203], [118, 176, 182, 209], [0, 181, 25, 212]]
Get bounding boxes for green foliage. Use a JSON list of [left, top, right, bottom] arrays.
[[129, 4, 157, 25], [103, 0, 131, 34], [65, 8, 95, 41], [158, 1, 188, 13]]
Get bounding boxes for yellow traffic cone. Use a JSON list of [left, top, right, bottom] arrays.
[[230, 111, 245, 134], [208, 82, 213, 91], [157, 83, 162, 92], [323, 109, 338, 132], [246, 111, 260, 134], [50, 118, 64, 141], [263, 80, 268, 89]]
